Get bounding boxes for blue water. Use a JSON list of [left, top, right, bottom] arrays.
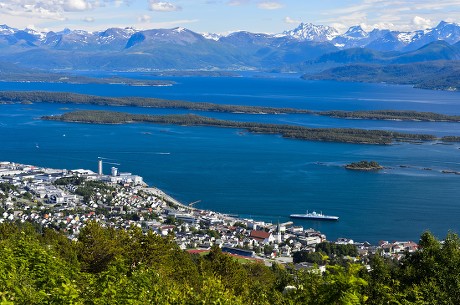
[[1, 75, 459, 243]]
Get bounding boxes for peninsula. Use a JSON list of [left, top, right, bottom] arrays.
[[42, 110, 444, 145], [0, 71, 175, 87]]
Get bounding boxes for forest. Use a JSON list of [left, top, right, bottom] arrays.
[[2, 90, 460, 122], [0, 91, 312, 115], [318, 110, 460, 122], [0, 221, 459, 304], [42, 110, 445, 145], [303, 61, 460, 91], [345, 161, 383, 170]]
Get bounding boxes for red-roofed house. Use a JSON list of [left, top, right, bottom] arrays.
[[250, 230, 274, 244]]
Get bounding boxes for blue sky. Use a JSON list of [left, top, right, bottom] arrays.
[[1, 0, 459, 33]]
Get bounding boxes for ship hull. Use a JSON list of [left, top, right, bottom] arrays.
[[290, 214, 339, 221]]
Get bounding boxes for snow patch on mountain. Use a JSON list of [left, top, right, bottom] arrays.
[[397, 32, 415, 43], [0, 24, 16, 35], [342, 25, 368, 39], [283, 22, 339, 42], [201, 32, 221, 41], [174, 27, 186, 33]]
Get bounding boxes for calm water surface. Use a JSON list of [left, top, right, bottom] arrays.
[[0, 75, 459, 243]]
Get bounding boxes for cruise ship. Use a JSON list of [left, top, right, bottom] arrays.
[[290, 211, 339, 221]]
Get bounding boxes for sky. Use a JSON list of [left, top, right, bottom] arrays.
[[1, 0, 459, 34]]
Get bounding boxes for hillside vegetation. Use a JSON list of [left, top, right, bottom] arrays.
[[304, 60, 460, 90], [1, 222, 460, 304]]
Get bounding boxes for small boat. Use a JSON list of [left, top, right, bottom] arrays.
[[290, 210, 339, 221]]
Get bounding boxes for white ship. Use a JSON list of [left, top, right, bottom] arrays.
[[290, 210, 339, 221]]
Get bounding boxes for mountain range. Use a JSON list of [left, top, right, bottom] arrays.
[[1, 21, 460, 90], [3, 21, 460, 52]]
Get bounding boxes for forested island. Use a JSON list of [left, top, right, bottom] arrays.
[[0, 91, 312, 114], [2, 91, 460, 123], [42, 110, 448, 145], [345, 160, 383, 170], [318, 110, 460, 122]]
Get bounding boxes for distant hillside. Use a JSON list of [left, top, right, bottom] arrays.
[[314, 41, 460, 65], [393, 41, 460, 63], [315, 48, 395, 65], [303, 61, 460, 90]]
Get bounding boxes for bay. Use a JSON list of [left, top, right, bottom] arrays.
[[0, 75, 459, 243]]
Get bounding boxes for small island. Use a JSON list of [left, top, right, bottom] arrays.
[[345, 160, 383, 170]]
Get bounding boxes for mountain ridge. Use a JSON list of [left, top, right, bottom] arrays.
[[2, 21, 460, 53], [1, 21, 460, 91]]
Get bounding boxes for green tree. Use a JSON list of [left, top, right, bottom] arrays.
[[76, 221, 121, 273], [398, 231, 460, 305], [319, 264, 368, 305]]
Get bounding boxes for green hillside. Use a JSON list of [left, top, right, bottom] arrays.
[[0, 222, 459, 304], [304, 60, 460, 90]]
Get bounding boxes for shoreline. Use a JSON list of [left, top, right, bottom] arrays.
[[42, 110, 448, 145], [0, 90, 460, 122]]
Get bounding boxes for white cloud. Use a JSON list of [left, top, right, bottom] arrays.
[[149, 0, 182, 12], [257, 1, 283, 10], [284, 16, 300, 24], [0, 0, 131, 20], [321, 0, 460, 32], [413, 16, 433, 29], [114, 0, 124, 7], [83, 16, 95, 22], [227, 0, 250, 6], [151, 19, 199, 28], [138, 14, 151, 22], [63, 0, 92, 12], [330, 22, 348, 33]]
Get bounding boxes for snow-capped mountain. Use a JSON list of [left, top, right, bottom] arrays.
[[201, 32, 222, 41], [282, 22, 339, 42], [282, 21, 460, 51], [0, 21, 460, 71], [0, 24, 16, 35], [1, 21, 460, 52], [342, 25, 368, 39], [330, 26, 370, 48], [402, 21, 460, 51], [96, 27, 137, 47]]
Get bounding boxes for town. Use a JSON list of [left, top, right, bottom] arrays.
[[0, 160, 418, 269]]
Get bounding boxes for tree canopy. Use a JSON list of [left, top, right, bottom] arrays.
[[0, 222, 458, 304]]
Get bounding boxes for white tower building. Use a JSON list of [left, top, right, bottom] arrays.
[[98, 159, 103, 175]]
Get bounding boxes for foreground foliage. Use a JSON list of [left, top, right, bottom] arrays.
[[0, 222, 459, 304]]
